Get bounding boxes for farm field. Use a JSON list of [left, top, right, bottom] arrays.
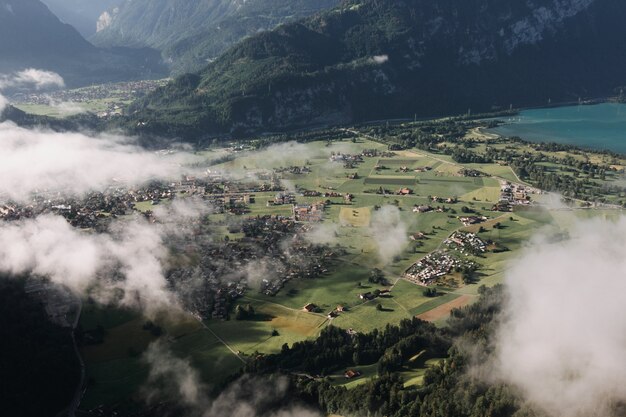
[[78, 133, 625, 406]]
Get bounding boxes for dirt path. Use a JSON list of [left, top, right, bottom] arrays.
[[416, 294, 475, 322]]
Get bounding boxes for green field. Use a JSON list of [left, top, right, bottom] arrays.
[[78, 136, 625, 409]]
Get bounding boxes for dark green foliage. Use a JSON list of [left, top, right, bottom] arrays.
[[423, 287, 438, 297], [245, 318, 450, 376], [0, 279, 80, 417], [260, 285, 530, 417], [142, 320, 163, 337], [235, 303, 256, 320], [130, 0, 626, 139], [91, 0, 341, 74], [369, 268, 387, 285]]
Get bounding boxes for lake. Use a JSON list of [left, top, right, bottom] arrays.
[[489, 103, 626, 154]]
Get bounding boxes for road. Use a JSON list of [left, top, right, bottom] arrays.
[[59, 291, 84, 417], [198, 320, 247, 364]]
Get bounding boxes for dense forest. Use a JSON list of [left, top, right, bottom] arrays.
[[127, 0, 626, 138]]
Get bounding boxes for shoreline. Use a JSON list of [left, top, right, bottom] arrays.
[[482, 101, 626, 158]]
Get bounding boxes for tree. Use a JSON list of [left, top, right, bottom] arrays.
[[235, 304, 255, 320], [369, 268, 385, 284], [423, 288, 438, 297]]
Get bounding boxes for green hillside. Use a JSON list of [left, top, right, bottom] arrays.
[[126, 0, 626, 140]]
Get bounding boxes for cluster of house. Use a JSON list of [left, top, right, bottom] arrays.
[[272, 192, 297, 205], [431, 195, 458, 204], [169, 215, 336, 318], [293, 202, 325, 222], [330, 152, 365, 168], [492, 181, 536, 211], [413, 205, 448, 214], [11, 79, 167, 119], [361, 149, 396, 158], [300, 190, 353, 203], [398, 166, 432, 173], [274, 166, 311, 175], [404, 251, 461, 285], [0, 174, 270, 227], [303, 303, 349, 320], [0, 185, 175, 228], [358, 288, 391, 301], [458, 215, 488, 226], [260, 257, 330, 297], [445, 231, 487, 255]]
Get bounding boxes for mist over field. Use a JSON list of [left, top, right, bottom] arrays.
[[0, 122, 207, 202], [493, 218, 626, 417], [370, 205, 409, 264]]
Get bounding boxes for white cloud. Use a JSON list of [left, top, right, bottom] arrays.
[[0, 214, 178, 312], [48, 99, 85, 116], [369, 205, 408, 264], [494, 217, 626, 417], [372, 54, 389, 64], [142, 340, 208, 408], [0, 68, 65, 90], [0, 121, 203, 202], [0, 93, 7, 114], [141, 341, 323, 417]]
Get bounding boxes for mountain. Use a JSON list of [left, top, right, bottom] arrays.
[[163, 0, 342, 74], [0, 0, 165, 87], [128, 0, 626, 139], [90, 0, 340, 74], [40, 0, 122, 37], [91, 0, 243, 50]]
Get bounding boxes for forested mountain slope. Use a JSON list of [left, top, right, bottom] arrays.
[[91, 0, 340, 73], [0, 0, 165, 87], [128, 0, 626, 139]]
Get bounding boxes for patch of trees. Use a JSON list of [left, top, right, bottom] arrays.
[[235, 303, 256, 320], [423, 287, 438, 297], [142, 320, 163, 337], [450, 149, 493, 164], [369, 268, 389, 285], [245, 318, 450, 377], [283, 285, 533, 417]]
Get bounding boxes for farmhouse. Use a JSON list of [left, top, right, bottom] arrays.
[[459, 216, 487, 226], [445, 231, 487, 254], [303, 303, 318, 313], [413, 205, 433, 213], [344, 369, 361, 379], [293, 202, 325, 222]]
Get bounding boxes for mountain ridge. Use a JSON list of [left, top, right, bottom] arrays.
[[0, 0, 165, 87], [126, 0, 626, 139], [91, 0, 341, 74]]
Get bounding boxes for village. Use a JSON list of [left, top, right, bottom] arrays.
[[492, 180, 539, 212], [9, 79, 169, 118], [168, 214, 338, 319]]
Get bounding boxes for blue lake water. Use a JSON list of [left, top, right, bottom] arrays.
[[489, 103, 626, 154]]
